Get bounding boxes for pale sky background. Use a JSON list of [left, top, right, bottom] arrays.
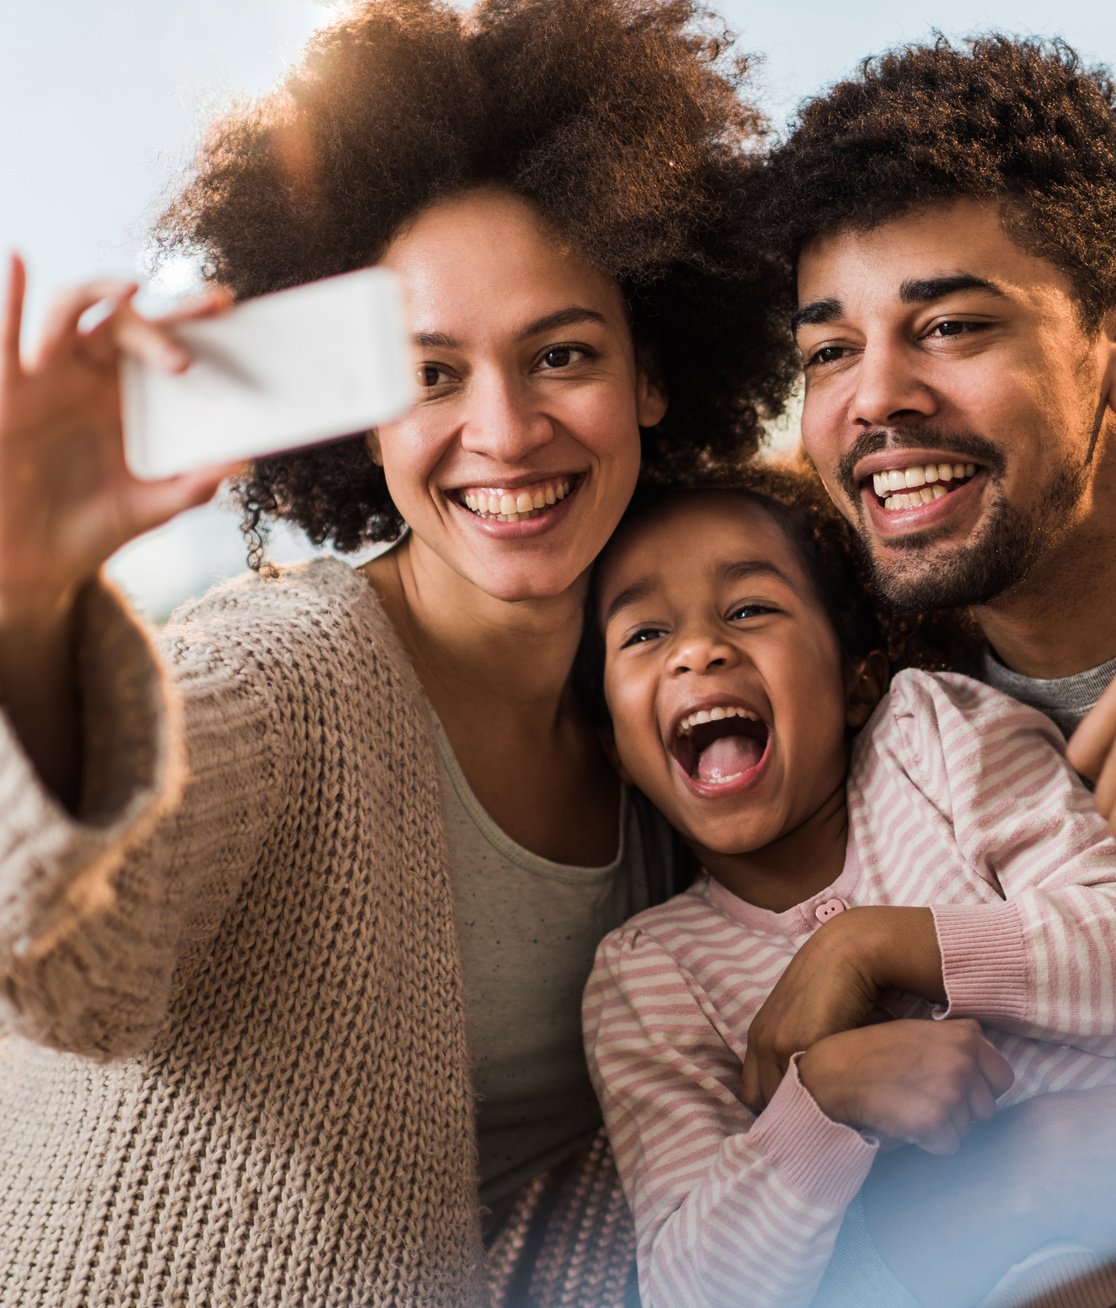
[[4, 0, 1116, 616]]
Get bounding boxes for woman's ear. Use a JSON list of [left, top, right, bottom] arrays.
[[844, 649, 889, 729], [365, 429, 382, 465], [635, 347, 668, 428]]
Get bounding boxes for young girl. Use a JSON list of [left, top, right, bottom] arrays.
[[582, 470, 1116, 1308]]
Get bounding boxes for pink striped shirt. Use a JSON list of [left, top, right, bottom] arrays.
[[583, 669, 1116, 1308]]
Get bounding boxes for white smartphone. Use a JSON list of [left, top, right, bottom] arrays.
[[121, 268, 414, 480]]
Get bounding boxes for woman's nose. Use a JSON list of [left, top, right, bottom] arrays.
[[459, 372, 554, 463]]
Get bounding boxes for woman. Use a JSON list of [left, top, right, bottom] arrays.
[[0, 0, 792, 1303]]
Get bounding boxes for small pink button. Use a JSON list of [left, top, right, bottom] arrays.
[[814, 897, 847, 923]]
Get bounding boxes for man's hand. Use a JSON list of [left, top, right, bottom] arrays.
[[742, 906, 944, 1111], [798, 1019, 1013, 1155], [1068, 679, 1116, 837]]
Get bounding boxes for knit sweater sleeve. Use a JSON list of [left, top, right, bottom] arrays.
[[0, 572, 290, 1059], [887, 669, 1116, 1054], [583, 923, 877, 1308]]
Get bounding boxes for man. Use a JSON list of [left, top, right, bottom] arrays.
[[762, 37, 1116, 1307], [766, 35, 1116, 829]]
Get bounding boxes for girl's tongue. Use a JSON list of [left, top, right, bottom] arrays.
[[696, 734, 764, 783]]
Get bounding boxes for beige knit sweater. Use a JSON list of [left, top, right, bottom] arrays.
[[0, 559, 489, 1307]]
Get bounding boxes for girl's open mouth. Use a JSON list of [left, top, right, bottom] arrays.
[[671, 706, 770, 786]]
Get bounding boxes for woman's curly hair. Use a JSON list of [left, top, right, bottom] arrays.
[[577, 460, 981, 723], [152, 0, 798, 563], [762, 35, 1116, 326]]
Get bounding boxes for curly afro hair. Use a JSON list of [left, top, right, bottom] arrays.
[[763, 35, 1116, 326], [152, 0, 798, 563], [576, 460, 982, 723]]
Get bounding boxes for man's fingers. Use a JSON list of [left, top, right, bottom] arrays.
[[1067, 680, 1116, 781], [975, 1034, 1015, 1098], [1090, 746, 1116, 836]]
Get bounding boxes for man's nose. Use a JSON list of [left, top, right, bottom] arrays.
[[849, 342, 937, 429]]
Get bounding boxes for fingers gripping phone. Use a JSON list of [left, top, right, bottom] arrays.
[[122, 268, 413, 480]]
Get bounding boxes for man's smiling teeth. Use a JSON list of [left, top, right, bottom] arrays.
[[675, 704, 759, 736], [871, 461, 977, 512], [460, 478, 572, 522]]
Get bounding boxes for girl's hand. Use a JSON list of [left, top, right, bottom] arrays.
[[1067, 680, 1116, 838], [741, 906, 944, 1112], [0, 254, 237, 624], [797, 1018, 1014, 1155]]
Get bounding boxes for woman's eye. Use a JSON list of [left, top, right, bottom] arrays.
[[538, 344, 591, 370], [418, 363, 453, 388]]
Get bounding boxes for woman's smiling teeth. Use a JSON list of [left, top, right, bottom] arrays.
[[871, 461, 977, 512], [459, 477, 573, 522]]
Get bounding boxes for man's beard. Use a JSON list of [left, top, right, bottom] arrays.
[[837, 429, 1088, 612]]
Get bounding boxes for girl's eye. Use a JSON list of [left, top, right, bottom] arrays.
[[729, 603, 775, 622], [619, 626, 665, 649]]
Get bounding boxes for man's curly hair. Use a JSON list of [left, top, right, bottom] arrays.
[[763, 35, 1116, 326], [152, 0, 797, 563]]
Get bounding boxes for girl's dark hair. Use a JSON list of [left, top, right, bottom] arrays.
[[577, 461, 981, 722], [153, 0, 798, 564], [763, 35, 1116, 328]]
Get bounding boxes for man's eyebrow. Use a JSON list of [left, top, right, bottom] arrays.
[[791, 298, 841, 335], [413, 306, 608, 352], [898, 274, 1007, 304], [791, 275, 1009, 336]]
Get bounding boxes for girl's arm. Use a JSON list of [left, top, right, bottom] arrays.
[[583, 926, 1008, 1308]]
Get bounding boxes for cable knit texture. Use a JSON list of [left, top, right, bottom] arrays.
[[0, 558, 488, 1307]]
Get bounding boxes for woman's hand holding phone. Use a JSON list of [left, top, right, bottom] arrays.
[[0, 255, 237, 804]]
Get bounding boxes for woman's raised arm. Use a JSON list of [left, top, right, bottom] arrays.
[[0, 255, 235, 805]]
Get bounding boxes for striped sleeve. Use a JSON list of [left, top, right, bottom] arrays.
[[889, 670, 1116, 1054], [583, 924, 876, 1308]]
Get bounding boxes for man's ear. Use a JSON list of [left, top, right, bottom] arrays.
[[598, 721, 633, 785], [844, 650, 889, 730], [365, 429, 382, 465]]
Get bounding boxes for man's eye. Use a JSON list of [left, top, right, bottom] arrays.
[[926, 319, 986, 339], [804, 345, 847, 368], [619, 626, 665, 648]]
